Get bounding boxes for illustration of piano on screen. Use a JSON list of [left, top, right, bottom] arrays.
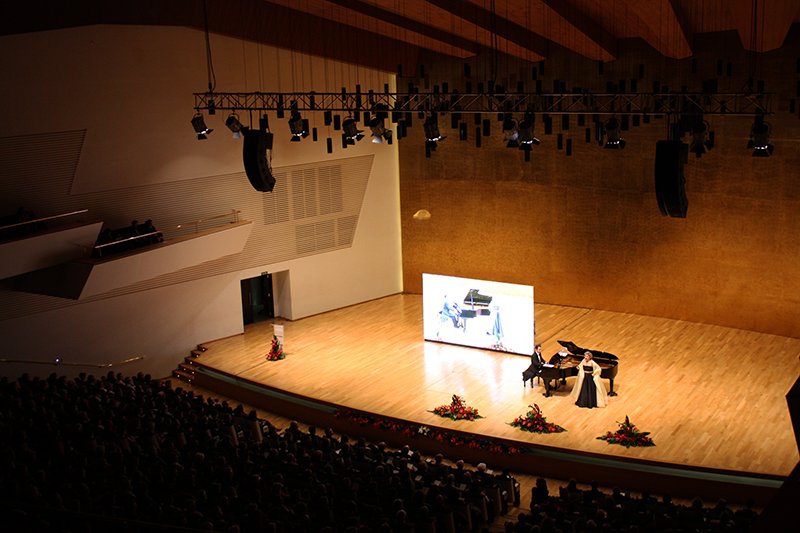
[[540, 340, 620, 397], [458, 289, 493, 320]]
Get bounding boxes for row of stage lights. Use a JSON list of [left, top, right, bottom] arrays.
[[191, 105, 775, 159], [191, 103, 393, 149]]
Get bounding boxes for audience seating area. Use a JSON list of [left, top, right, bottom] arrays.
[[514, 478, 758, 532], [0, 207, 47, 241], [0, 372, 760, 532], [92, 219, 163, 258]]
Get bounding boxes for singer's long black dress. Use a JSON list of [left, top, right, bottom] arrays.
[[575, 365, 598, 408]]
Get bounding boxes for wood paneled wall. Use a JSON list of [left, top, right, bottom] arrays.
[[400, 29, 800, 338]]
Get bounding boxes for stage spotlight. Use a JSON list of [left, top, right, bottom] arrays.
[[602, 118, 625, 149], [191, 112, 212, 140], [502, 117, 520, 148], [517, 119, 541, 149], [423, 115, 445, 150], [288, 109, 309, 142], [368, 116, 393, 144], [342, 118, 365, 145], [689, 120, 714, 158], [225, 113, 244, 139], [747, 117, 774, 157]]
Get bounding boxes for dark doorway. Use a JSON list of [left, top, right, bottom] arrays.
[[241, 273, 275, 326]]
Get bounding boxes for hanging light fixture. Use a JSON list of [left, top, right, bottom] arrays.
[[342, 117, 365, 144], [288, 111, 308, 141], [688, 120, 714, 158], [288, 106, 309, 142], [423, 115, 445, 145], [517, 117, 541, 162], [602, 118, 625, 149], [502, 116, 520, 148], [225, 113, 243, 139], [517, 118, 540, 148], [747, 117, 774, 157], [368, 116, 393, 144], [191, 112, 212, 140]]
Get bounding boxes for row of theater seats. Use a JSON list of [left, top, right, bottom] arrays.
[[0, 371, 761, 532], [0, 372, 519, 532], [92, 219, 163, 258], [514, 477, 759, 532]]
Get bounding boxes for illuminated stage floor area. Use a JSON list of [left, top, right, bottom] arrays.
[[194, 293, 799, 478]]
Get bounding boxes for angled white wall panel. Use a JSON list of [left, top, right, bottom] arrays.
[[0, 222, 102, 280]]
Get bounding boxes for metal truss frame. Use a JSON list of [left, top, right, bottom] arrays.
[[194, 91, 771, 116]]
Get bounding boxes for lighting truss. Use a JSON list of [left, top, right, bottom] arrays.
[[193, 91, 772, 117]]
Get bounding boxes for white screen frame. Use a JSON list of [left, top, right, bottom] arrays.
[[422, 273, 535, 355]]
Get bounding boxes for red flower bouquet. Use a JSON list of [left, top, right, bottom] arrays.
[[509, 404, 566, 433], [333, 408, 522, 454], [597, 416, 655, 447], [266, 335, 285, 361], [430, 394, 483, 421]]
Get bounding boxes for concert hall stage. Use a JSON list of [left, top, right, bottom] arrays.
[[180, 294, 798, 504]]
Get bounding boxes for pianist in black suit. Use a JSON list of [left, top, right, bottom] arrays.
[[522, 344, 546, 387], [570, 352, 608, 408]]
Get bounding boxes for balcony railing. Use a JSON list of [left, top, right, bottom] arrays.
[[0, 208, 89, 241], [0, 355, 144, 368], [163, 209, 242, 240], [91, 210, 242, 257]]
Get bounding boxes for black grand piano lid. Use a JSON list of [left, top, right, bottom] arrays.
[[463, 289, 492, 305], [557, 340, 619, 361]]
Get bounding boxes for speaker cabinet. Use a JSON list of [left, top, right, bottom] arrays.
[[655, 140, 688, 218], [243, 129, 276, 192]]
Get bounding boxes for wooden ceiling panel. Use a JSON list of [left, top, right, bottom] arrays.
[[524, 0, 618, 61], [676, 0, 800, 52], [622, 0, 692, 58], [423, 0, 550, 61], [726, 0, 800, 52], [3, 0, 798, 70], [365, 0, 547, 62], [265, 0, 476, 58]]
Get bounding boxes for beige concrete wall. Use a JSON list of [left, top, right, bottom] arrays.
[[0, 25, 402, 377]]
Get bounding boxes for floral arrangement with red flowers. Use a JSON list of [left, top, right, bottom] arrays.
[[597, 416, 655, 447], [334, 408, 520, 454], [265, 335, 285, 361], [509, 404, 566, 433], [430, 394, 482, 421]]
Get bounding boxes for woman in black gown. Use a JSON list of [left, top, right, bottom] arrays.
[[571, 352, 608, 408]]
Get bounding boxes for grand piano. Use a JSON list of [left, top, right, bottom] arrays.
[[459, 289, 493, 319], [539, 340, 620, 397]]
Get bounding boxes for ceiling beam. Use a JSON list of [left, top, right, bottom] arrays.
[[623, 0, 693, 59], [728, 0, 800, 52], [540, 0, 618, 61], [425, 0, 552, 62], [208, 0, 431, 73], [325, 0, 479, 57], [0, 0, 433, 73]]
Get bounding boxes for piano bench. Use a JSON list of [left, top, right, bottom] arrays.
[[523, 375, 542, 387]]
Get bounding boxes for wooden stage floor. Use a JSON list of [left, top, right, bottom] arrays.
[[196, 294, 799, 477]]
